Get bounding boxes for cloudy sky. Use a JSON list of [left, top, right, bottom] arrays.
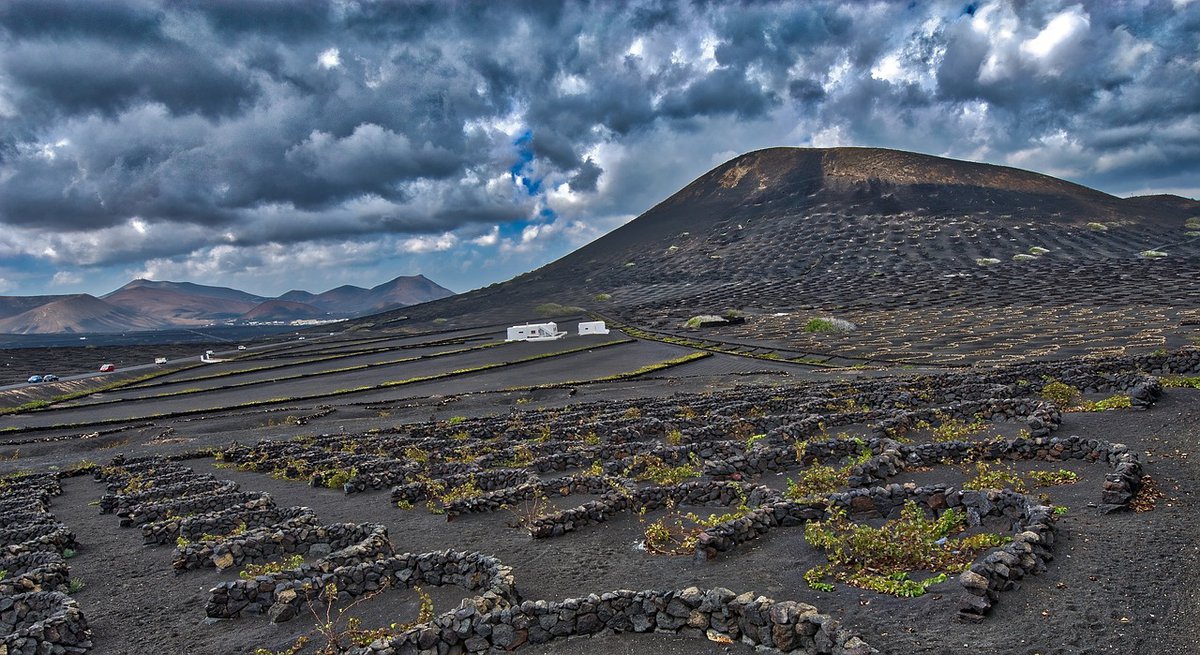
[[1, 0, 1197, 297]]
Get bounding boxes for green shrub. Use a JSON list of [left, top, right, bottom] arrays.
[[803, 501, 1008, 596], [1080, 395, 1131, 411], [240, 554, 305, 579], [1029, 469, 1079, 487], [683, 314, 722, 328], [785, 463, 847, 500], [1040, 379, 1081, 409], [593, 293, 612, 302], [534, 303, 584, 316], [804, 317, 855, 334], [962, 461, 1026, 492]]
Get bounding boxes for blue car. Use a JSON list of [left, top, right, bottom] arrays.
[[27, 375, 42, 384]]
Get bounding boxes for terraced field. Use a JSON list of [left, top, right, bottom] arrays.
[[0, 148, 1197, 655]]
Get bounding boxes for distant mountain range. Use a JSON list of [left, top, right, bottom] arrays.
[[0, 275, 453, 334]]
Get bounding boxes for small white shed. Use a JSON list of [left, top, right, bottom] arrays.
[[506, 322, 566, 342], [578, 321, 609, 336]]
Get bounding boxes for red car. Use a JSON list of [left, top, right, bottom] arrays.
[[99, 363, 116, 372]]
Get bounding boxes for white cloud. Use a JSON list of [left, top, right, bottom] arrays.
[[469, 226, 499, 247], [401, 233, 457, 253], [318, 47, 341, 69], [1020, 5, 1090, 75], [50, 271, 82, 287]]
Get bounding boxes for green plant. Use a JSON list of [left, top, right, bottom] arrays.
[[637, 496, 753, 556], [1029, 469, 1079, 487], [629, 455, 701, 486], [255, 581, 433, 655], [446, 416, 467, 425], [240, 554, 305, 579], [403, 446, 430, 464], [804, 318, 836, 333], [1040, 379, 1081, 409], [1079, 395, 1132, 411], [785, 464, 847, 500], [803, 501, 1008, 597], [975, 257, 1001, 266], [499, 445, 535, 468], [535, 303, 584, 317], [1086, 222, 1107, 231], [582, 461, 604, 477], [665, 429, 683, 446], [962, 461, 1026, 492], [593, 293, 612, 301], [62, 548, 76, 559], [1163, 375, 1200, 389], [745, 433, 767, 450], [930, 416, 988, 442], [1028, 246, 1050, 255], [504, 494, 553, 534], [67, 577, 86, 594], [396, 499, 414, 510], [319, 467, 358, 490], [1053, 506, 1069, 516]]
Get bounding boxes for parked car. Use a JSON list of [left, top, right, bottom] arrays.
[[237, 345, 247, 350], [43, 374, 59, 382], [27, 375, 42, 384], [99, 363, 116, 372]]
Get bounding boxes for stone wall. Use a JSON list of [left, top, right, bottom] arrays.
[[345, 586, 872, 655], [0, 592, 92, 655], [140, 495, 278, 545], [0, 475, 91, 654], [0, 552, 71, 596], [206, 549, 513, 622]]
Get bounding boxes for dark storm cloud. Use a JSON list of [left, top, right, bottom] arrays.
[[0, 0, 1196, 294]]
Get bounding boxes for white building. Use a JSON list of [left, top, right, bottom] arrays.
[[578, 321, 609, 335], [506, 322, 566, 342]]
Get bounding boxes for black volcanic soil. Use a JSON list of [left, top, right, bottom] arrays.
[[0, 321, 1195, 655], [0, 343, 232, 386], [18, 385, 1199, 655]]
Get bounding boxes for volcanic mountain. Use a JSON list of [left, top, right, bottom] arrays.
[[0, 294, 170, 334], [0, 275, 455, 334], [359, 147, 1200, 363]]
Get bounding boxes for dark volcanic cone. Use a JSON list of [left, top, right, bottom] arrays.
[[352, 147, 1199, 334]]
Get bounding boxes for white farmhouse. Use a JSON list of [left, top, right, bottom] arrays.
[[506, 322, 566, 341], [578, 321, 609, 335]]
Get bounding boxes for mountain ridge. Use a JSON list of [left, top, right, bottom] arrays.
[[0, 274, 454, 334], [345, 146, 1200, 330]]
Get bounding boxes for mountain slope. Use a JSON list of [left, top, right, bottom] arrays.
[[240, 300, 328, 322], [352, 147, 1200, 342], [362, 274, 454, 310], [0, 294, 169, 334], [103, 286, 260, 323], [103, 279, 267, 304], [0, 273, 457, 333], [0, 295, 71, 320]]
